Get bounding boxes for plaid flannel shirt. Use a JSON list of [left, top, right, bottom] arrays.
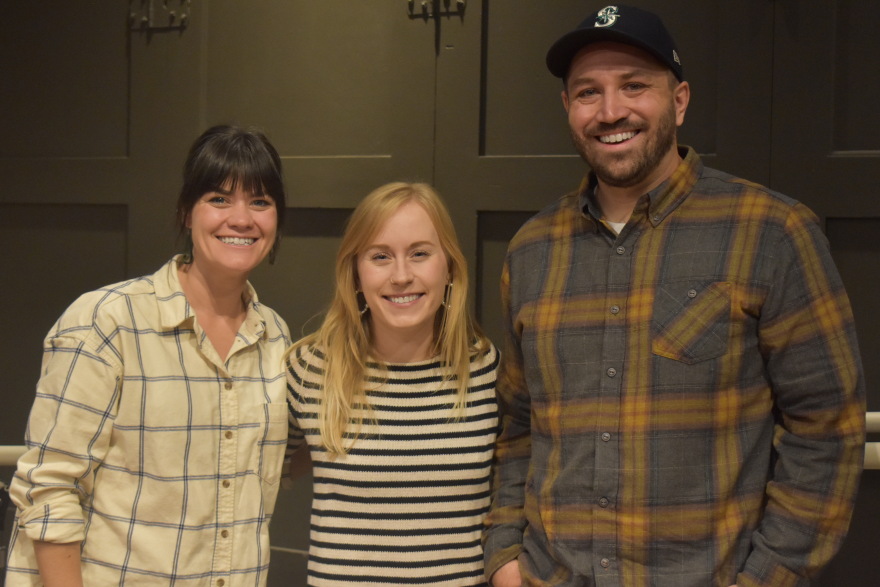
[[483, 148, 865, 587], [6, 257, 291, 587]]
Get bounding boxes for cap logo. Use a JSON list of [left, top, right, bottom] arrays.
[[595, 6, 620, 28], [673, 50, 681, 65]]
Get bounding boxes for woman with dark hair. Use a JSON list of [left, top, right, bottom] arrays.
[[6, 125, 291, 587]]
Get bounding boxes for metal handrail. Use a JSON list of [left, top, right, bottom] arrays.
[[269, 545, 309, 558], [866, 412, 880, 434], [3, 411, 880, 468], [0, 445, 26, 467]]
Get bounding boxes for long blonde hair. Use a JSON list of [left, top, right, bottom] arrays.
[[287, 182, 489, 455]]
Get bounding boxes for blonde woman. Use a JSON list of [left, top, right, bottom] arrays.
[[285, 182, 499, 586]]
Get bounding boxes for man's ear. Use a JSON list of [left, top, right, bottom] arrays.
[[561, 88, 571, 114], [673, 80, 690, 127]]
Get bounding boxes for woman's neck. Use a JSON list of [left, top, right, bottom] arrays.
[[177, 261, 250, 362], [370, 324, 435, 364], [177, 260, 248, 320]]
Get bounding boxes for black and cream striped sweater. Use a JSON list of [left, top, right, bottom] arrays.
[[286, 343, 499, 586]]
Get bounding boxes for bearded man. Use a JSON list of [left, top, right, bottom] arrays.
[[483, 5, 865, 587]]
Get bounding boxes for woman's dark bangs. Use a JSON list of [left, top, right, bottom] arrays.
[[219, 145, 275, 198]]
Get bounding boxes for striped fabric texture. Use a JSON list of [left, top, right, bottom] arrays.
[[286, 343, 500, 586], [6, 257, 291, 587], [483, 148, 865, 587]]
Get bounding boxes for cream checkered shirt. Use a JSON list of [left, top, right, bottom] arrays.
[[6, 257, 291, 587]]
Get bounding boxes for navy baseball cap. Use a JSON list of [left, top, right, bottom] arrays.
[[546, 5, 683, 81]]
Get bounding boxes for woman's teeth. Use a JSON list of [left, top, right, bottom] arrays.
[[389, 294, 420, 304], [219, 237, 255, 245]]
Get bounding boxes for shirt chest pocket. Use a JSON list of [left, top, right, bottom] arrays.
[[249, 402, 289, 486], [652, 281, 731, 365]]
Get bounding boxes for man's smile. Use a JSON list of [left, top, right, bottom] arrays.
[[598, 130, 639, 144]]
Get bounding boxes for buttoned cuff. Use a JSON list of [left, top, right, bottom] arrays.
[[18, 499, 85, 544], [483, 526, 525, 583], [736, 551, 809, 587]]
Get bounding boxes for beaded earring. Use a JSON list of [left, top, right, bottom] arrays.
[[181, 230, 194, 265]]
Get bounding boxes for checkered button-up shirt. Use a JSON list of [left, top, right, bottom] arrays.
[[483, 148, 865, 587], [6, 257, 291, 587]]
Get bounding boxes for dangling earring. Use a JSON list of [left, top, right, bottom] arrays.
[[182, 230, 194, 265], [442, 282, 452, 309], [356, 289, 369, 316], [268, 234, 281, 265]]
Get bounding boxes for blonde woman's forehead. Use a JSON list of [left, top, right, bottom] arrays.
[[366, 202, 441, 246]]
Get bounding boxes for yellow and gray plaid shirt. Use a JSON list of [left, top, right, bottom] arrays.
[[6, 257, 291, 587], [483, 148, 865, 587]]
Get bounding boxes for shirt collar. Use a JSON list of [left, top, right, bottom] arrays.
[[578, 145, 702, 227], [152, 256, 267, 342]]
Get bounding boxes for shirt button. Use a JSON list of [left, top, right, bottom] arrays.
[[225, 431, 233, 439], [601, 432, 611, 442], [606, 367, 617, 378], [598, 497, 609, 508], [616, 246, 625, 255], [600, 558, 610, 568], [688, 289, 697, 298], [653, 214, 660, 222], [221, 529, 229, 538], [224, 381, 233, 390], [222, 480, 231, 488], [217, 580, 226, 587], [610, 305, 619, 314]]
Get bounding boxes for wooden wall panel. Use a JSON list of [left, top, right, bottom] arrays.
[[826, 217, 880, 412], [0, 2, 129, 158], [0, 201, 127, 572], [771, 0, 880, 218], [247, 207, 352, 340], [205, 0, 437, 206], [833, 0, 880, 151], [476, 211, 536, 348], [0, 203, 128, 449]]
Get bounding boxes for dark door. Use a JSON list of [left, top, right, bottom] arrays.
[[770, 1, 880, 584]]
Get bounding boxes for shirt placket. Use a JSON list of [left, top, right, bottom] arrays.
[[214, 361, 239, 587], [593, 229, 635, 586]]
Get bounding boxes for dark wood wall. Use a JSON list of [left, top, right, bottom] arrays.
[[2, 2, 877, 585]]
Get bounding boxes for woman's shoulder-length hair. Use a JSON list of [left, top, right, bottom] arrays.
[[286, 181, 490, 455]]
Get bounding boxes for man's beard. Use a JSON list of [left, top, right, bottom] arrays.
[[570, 103, 677, 188]]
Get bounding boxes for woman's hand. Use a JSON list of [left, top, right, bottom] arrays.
[[491, 559, 522, 587]]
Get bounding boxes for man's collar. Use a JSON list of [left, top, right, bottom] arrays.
[[579, 145, 702, 225]]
